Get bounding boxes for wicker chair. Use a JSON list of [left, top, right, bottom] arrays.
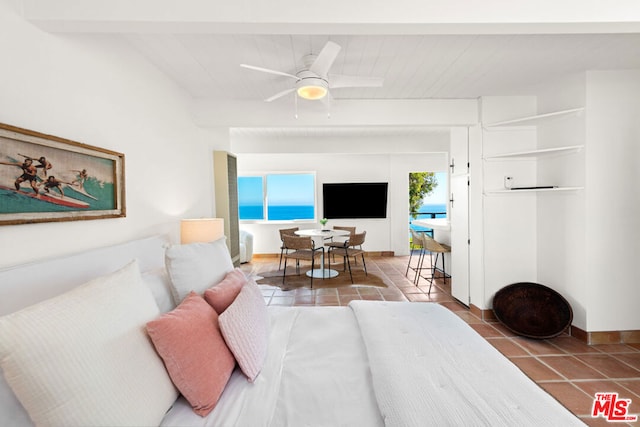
[[282, 235, 324, 288], [418, 234, 451, 293], [327, 231, 367, 283], [278, 227, 299, 270], [325, 226, 356, 262]]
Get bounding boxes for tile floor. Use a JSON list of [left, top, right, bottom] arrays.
[[241, 254, 640, 426]]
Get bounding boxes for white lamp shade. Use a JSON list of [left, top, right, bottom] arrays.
[[180, 218, 225, 244]]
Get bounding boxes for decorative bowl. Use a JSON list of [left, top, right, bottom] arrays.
[[492, 282, 573, 339]]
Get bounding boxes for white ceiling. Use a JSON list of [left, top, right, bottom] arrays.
[[124, 33, 640, 103], [21, 2, 640, 136]]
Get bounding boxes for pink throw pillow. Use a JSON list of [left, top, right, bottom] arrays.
[[218, 280, 269, 382], [146, 292, 235, 416], [204, 268, 247, 314]]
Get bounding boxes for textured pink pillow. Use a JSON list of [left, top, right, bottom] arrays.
[[204, 268, 248, 314], [218, 280, 269, 382], [146, 291, 235, 416]]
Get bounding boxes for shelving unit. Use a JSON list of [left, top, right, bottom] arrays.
[[484, 186, 583, 195], [482, 107, 585, 194], [483, 107, 585, 129], [483, 145, 584, 161]]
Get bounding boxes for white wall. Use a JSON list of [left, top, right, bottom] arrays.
[[233, 133, 450, 256], [535, 73, 588, 329], [0, 0, 220, 268], [583, 70, 640, 332]]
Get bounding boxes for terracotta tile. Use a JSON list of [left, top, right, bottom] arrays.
[[469, 323, 504, 338], [509, 356, 564, 381], [537, 382, 593, 416], [269, 296, 294, 306], [617, 379, 640, 399], [338, 295, 361, 305], [360, 293, 384, 301], [486, 337, 529, 357], [577, 354, 640, 379], [539, 355, 606, 380], [575, 380, 640, 401], [513, 337, 567, 356], [549, 336, 602, 354], [315, 294, 339, 305], [613, 353, 640, 372], [593, 344, 639, 353], [455, 311, 484, 324]]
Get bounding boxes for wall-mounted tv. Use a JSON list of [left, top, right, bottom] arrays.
[[323, 182, 388, 219]]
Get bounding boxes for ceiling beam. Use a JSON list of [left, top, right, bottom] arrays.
[[22, 0, 640, 34]]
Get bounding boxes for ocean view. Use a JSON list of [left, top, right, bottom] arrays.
[[239, 205, 315, 221], [239, 203, 446, 225]]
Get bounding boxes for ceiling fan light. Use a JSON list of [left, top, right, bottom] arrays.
[[295, 74, 328, 100], [297, 84, 327, 100]]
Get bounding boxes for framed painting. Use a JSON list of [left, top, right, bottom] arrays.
[[0, 123, 125, 225]]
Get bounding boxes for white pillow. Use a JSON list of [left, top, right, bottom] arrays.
[[142, 268, 176, 313], [0, 260, 178, 427], [218, 279, 270, 382], [165, 237, 235, 304]]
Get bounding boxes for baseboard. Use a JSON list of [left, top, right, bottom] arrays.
[[470, 304, 640, 345], [252, 251, 394, 258], [569, 325, 640, 345]]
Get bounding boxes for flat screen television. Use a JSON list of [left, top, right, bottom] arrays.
[[323, 182, 388, 219]]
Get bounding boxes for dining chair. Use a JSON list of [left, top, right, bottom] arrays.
[[418, 234, 451, 293], [282, 235, 324, 288], [325, 226, 356, 262], [278, 227, 299, 270], [327, 231, 367, 284]]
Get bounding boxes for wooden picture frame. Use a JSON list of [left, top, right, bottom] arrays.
[[0, 123, 125, 225]]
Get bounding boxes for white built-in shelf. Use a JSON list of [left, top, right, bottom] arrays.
[[484, 186, 584, 195], [484, 145, 584, 161], [483, 107, 585, 128]]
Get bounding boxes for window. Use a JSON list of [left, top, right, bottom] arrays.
[[238, 173, 316, 221]]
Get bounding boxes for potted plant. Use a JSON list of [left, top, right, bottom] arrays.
[[319, 218, 329, 230]]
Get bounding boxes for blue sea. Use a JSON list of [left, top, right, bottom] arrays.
[[239, 205, 315, 221], [410, 203, 447, 232], [239, 203, 446, 225]]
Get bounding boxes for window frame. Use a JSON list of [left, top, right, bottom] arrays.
[[237, 171, 318, 223]]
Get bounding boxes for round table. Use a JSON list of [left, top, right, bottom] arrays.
[[294, 228, 350, 278]]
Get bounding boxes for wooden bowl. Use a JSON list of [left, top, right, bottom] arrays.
[[492, 282, 573, 339]]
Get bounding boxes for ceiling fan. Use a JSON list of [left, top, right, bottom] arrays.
[[240, 41, 383, 103]]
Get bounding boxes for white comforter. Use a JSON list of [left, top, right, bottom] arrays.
[[162, 302, 584, 427]]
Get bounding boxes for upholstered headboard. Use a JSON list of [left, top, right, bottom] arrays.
[[0, 235, 170, 316]]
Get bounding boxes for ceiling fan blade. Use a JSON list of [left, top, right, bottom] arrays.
[[265, 87, 296, 102], [309, 41, 341, 77], [240, 64, 299, 80], [329, 74, 384, 89]]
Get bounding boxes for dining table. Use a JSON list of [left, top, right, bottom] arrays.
[[294, 228, 351, 278]]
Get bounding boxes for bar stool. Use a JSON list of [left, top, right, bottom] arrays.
[[419, 234, 451, 293], [405, 229, 426, 284]]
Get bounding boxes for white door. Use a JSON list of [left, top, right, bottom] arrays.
[[449, 128, 470, 305]]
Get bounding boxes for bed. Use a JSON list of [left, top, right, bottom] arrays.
[[0, 235, 585, 426]]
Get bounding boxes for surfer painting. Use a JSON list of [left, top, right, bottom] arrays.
[[0, 158, 40, 195], [0, 123, 125, 225]]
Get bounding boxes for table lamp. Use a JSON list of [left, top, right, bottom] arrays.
[[180, 218, 225, 244]]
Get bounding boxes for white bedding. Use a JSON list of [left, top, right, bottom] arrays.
[[161, 306, 383, 427], [0, 236, 585, 426], [350, 301, 585, 426], [163, 302, 584, 427]]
